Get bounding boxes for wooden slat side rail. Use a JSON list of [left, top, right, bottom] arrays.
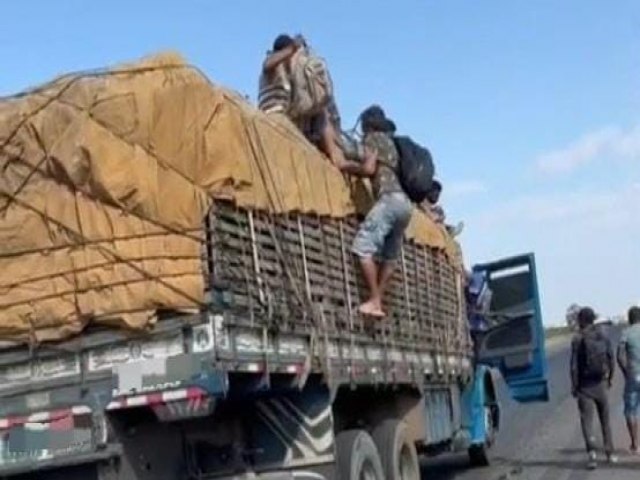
[[208, 201, 466, 354]]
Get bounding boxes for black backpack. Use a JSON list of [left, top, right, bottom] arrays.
[[579, 330, 609, 381], [392, 136, 435, 203]]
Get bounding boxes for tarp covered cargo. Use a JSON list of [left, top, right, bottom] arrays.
[[0, 52, 460, 343]]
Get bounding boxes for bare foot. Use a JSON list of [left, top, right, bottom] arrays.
[[358, 301, 385, 318]]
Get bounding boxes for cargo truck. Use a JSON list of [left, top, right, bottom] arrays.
[[0, 55, 549, 480], [0, 199, 548, 480]]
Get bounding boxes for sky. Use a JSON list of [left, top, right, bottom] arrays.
[[0, 0, 638, 325]]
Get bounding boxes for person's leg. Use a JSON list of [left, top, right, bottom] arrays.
[[378, 193, 413, 306], [626, 416, 638, 451], [352, 198, 393, 317], [306, 102, 344, 167], [594, 384, 615, 458], [577, 393, 597, 453], [358, 256, 382, 314], [377, 261, 396, 304], [624, 385, 640, 451], [470, 330, 485, 360], [319, 113, 345, 167]]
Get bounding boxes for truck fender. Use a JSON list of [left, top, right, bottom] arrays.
[[462, 365, 501, 446]]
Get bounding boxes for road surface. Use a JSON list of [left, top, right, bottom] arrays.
[[422, 332, 640, 480]]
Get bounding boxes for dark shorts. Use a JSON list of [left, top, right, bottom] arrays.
[[301, 97, 341, 142]]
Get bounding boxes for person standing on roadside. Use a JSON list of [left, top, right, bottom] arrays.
[[617, 306, 640, 454], [570, 306, 617, 469]]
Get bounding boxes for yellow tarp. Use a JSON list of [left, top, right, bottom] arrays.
[[0, 52, 458, 342]]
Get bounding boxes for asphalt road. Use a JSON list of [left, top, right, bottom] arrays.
[[421, 330, 640, 480]]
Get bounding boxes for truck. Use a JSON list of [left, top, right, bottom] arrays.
[[0, 57, 549, 480], [0, 200, 549, 480]]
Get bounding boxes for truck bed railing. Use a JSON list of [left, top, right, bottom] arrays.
[[206, 201, 471, 359]]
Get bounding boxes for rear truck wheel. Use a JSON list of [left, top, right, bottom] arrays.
[[468, 406, 495, 467], [371, 420, 420, 480], [336, 430, 385, 480]]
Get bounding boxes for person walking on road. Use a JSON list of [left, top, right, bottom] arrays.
[[570, 306, 617, 469], [617, 306, 640, 454]]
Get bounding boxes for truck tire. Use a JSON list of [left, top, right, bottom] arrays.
[[336, 430, 385, 480], [372, 420, 420, 480], [468, 444, 490, 467]]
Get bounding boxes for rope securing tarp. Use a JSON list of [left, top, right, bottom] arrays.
[[0, 51, 458, 343]]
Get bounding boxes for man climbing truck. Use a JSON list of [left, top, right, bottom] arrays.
[[0, 55, 549, 480]]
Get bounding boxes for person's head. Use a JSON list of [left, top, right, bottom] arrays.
[[359, 105, 396, 134], [628, 306, 640, 325], [425, 180, 442, 205], [577, 307, 597, 329], [273, 34, 294, 52], [292, 34, 307, 49]]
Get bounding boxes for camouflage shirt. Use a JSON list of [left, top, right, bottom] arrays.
[[363, 132, 402, 198]]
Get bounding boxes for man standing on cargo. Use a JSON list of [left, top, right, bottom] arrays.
[[259, 34, 345, 166], [570, 307, 617, 469], [337, 106, 412, 318], [258, 34, 299, 114], [617, 306, 640, 454]]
